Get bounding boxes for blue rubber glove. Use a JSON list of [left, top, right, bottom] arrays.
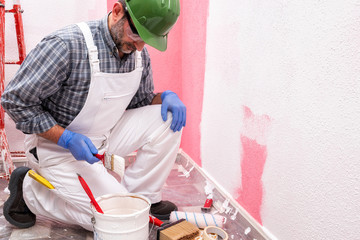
[[161, 90, 186, 132], [57, 129, 99, 164]]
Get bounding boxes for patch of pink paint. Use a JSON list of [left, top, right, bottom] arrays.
[[243, 105, 253, 119], [176, 0, 209, 166], [237, 136, 267, 225], [237, 106, 271, 225]]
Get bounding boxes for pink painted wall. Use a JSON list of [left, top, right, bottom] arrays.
[[178, 0, 208, 166], [108, 0, 209, 165], [237, 106, 271, 225]]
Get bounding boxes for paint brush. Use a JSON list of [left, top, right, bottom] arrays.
[[95, 152, 125, 179], [149, 215, 200, 240], [156, 219, 200, 240], [77, 173, 104, 214]]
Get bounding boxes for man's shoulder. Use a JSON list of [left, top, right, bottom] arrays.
[[47, 20, 102, 44], [51, 24, 83, 42]]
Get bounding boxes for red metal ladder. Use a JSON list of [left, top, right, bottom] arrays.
[[0, 0, 26, 180]]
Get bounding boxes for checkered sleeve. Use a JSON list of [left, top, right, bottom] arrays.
[[1, 36, 70, 134]]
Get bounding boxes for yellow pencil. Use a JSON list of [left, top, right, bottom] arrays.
[[28, 170, 55, 189]]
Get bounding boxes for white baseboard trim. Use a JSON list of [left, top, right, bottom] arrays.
[[178, 148, 277, 240]]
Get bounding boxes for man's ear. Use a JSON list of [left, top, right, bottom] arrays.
[[111, 2, 124, 22]]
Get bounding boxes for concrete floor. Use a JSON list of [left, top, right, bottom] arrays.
[[0, 153, 267, 240]]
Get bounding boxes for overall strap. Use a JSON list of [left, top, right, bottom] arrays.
[[135, 50, 143, 69], [77, 22, 100, 73]]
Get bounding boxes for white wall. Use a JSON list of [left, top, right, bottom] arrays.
[[4, 0, 107, 151], [201, 0, 360, 239]]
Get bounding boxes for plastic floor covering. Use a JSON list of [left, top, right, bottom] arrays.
[[0, 153, 268, 240]]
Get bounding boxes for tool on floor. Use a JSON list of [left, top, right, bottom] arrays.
[[155, 218, 200, 240], [149, 215, 164, 226], [170, 211, 226, 229], [77, 173, 104, 214], [201, 198, 213, 212], [28, 170, 55, 189], [95, 152, 125, 179], [149, 215, 200, 240]]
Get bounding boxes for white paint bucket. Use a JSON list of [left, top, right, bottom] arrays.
[[91, 193, 151, 240]]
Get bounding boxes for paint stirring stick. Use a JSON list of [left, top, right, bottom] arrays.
[[77, 173, 104, 214]]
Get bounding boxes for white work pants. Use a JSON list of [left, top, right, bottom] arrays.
[[23, 105, 182, 230]]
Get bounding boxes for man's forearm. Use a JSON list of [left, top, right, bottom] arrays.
[[151, 92, 163, 105], [37, 125, 65, 144]]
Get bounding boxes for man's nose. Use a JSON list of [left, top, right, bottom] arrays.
[[134, 41, 145, 51]]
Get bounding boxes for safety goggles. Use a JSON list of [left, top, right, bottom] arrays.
[[125, 8, 143, 42]]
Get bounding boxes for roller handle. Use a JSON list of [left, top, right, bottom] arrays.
[[149, 216, 164, 226]]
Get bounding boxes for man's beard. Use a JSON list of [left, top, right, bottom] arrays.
[[110, 18, 136, 54]]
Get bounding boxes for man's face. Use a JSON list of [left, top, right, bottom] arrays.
[[110, 15, 145, 54]]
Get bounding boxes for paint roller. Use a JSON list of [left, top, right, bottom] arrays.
[[169, 211, 226, 229]]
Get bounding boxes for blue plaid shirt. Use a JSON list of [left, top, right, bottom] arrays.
[[1, 14, 156, 134]]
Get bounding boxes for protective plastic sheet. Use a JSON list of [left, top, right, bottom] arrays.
[[0, 153, 268, 240]]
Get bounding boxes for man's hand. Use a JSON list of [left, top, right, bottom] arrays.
[[161, 90, 186, 132], [57, 129, 99, 164]]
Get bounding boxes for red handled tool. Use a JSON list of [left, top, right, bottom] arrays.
[[149, 215, 164, 226], [201, 198, 213, 212], [94, 154, 105, 165], [77, 173, 104, 214]]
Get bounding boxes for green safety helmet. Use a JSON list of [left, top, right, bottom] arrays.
[[125, 0, 180, 51]]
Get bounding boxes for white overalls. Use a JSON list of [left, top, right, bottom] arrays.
[[22, 22, 182, 230]]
